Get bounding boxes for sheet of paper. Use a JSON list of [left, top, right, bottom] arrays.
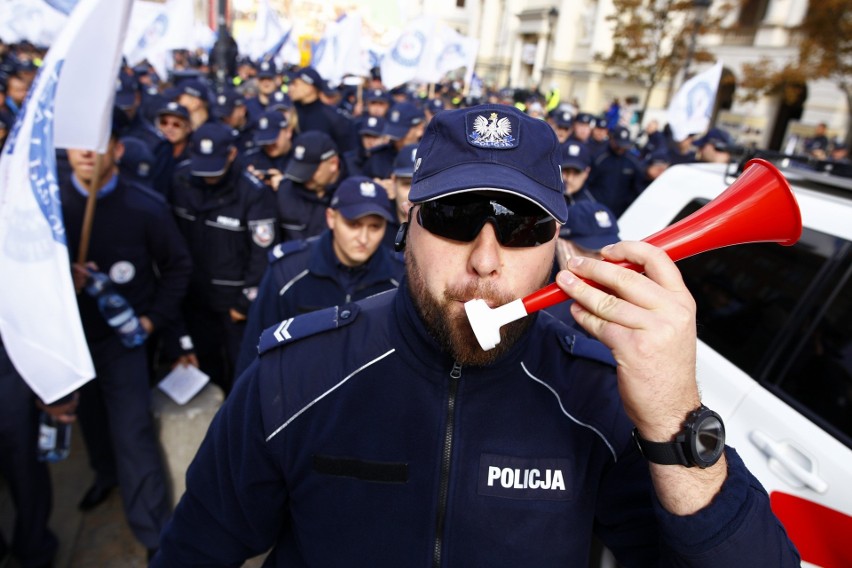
[[157, 365, 210, 406]]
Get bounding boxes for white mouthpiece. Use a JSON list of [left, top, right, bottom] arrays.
[[464, 298, 528, 351]]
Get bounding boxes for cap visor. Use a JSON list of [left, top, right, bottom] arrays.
[[410, 162, 569, 224], [253, 133, 280, 145], [382, 125, 409, 140], [338, 204, 394, 222], [561, 159, 588, 171], [190, 155, 229, 177], [284, 161, 319, 183], [572, 234, 620, 251]]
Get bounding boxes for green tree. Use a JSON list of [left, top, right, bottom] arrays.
[[739, 0, 852, 146], [595, 0, 734, 117]]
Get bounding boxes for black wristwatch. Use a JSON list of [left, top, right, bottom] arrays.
[[632, 405, 726, 468]]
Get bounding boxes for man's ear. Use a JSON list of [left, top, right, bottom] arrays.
[[325, 207, 336, 231], [112, 138, 125, 162]]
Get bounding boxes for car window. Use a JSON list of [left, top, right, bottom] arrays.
[[671, 199, 852, 448]]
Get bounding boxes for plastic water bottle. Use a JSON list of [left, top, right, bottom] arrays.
[[38, 411, 72, 462], [84, 270, 148, 348]]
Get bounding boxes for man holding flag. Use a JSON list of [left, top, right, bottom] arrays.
[[0, 0, 176, 561]]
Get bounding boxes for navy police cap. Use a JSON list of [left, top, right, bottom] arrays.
[[410, 104, 569, 223]]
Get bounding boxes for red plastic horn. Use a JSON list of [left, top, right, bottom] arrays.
[[466, 158, 803, 350]]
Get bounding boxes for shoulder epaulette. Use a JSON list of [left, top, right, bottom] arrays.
[[560, 332, 616, 368], [258, 304, 360, 355], [267, 239, 309, 263]]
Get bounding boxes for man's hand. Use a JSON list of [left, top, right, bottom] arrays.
[[140, 315, 154, 334], [555, 241, 724, 515], [71, 261, 98, 294], [37, 392, 79, 424], [229, 308, 247, 323], [172, 353, 200, 369]]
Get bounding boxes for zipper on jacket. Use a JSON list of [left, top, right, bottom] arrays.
[[433, 361, 462, 568]]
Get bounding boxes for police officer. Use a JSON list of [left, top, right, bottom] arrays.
[[212, 87, 252, 152], [0, 337, 68, 568], [275, 130, 347, 242], [169, 123, 278, 391], [154, 105, 800, 566], [586, 125, 645, 217], [176, 79, 213, 129], [342, 115, 386, 177], [235, 176, 403, 376], [62, 120, 192, 557], [239, 109, 293, 187], [694, 127, 733, 164], [244, 59, 281, 125], [549, 108, 574, 144], [288, 66, 358, 153], [560, 141, 596, 205], [361, 101, 425, 181], [117, 136, 157, 190], [155, 101, 193, 162], [385, 142, 418, 249], [568, 111, 594, 144], [587, 115, 610, 159], [641, 147, 671, 191]]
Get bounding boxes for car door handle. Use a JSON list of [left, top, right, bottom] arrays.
[[749, 430, 828, 494]]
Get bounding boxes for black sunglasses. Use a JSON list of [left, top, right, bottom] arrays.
[[417, 193, 557, 248]]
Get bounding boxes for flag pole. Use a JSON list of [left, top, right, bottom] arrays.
[[76, 152, 105, 264]]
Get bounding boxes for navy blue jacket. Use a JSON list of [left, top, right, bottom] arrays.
[[61, 175, 192, 345], [294, 99, 358, 153], [586, 148, 645, 217], [155, 287, 799, 566], [274, 178, 336, 242], [235, 231, 404, 376], [170, 163, 278, 313]]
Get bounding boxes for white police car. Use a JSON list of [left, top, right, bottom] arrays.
[[617, 160, 852, 568]]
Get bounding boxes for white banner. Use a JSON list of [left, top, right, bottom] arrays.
[[0, 0, 132, 403], [312, 13, 367, 87], [0, 0, 74, 45], [435, 25, 479, 86], [380, 16, 439, 89], [123, 0, 198, 81], [238, 0, 288, 61], [667, 61, 723, 143]]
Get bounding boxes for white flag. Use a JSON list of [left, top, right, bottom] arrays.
[[0, 0, 132, 403], [238, 0, 288, 61], [123, 0, 195, 81], [380, 16, 439, 89], [666, 61, 723, 143], [435, 25, 480, 86], [0, 0, 73, 45], [312, 14, 367, 87]]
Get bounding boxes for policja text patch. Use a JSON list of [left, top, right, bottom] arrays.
[[478, 453, 573, 501]]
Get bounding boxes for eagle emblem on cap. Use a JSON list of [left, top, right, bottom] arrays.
[[595, 210, 613, 228], [359, 182, 377, 197], [200, 139, 214, 155], [470, 113, 514, 148]]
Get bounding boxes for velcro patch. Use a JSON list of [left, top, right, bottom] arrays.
[[478, 454, 573, 501], [267, 239, 307, 263], [258, 304, 360, 355]]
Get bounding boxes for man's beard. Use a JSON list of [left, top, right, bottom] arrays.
[[406, 250, 548, 367]]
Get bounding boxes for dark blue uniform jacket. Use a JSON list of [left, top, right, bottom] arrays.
[[235, 231, 404, 376], [155, 287, 799, 567], [61, 175, 192, 344], [170, 163, 278, 313]]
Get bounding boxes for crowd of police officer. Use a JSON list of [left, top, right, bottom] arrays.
[[0, 34, 846, 565]]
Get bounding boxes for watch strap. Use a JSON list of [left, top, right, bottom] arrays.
[[632, 428, 691, 467]]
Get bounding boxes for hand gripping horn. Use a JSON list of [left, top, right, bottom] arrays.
[[465, 159, 803, 351]]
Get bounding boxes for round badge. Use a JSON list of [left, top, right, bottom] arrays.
[[109, 261, 136, 284]]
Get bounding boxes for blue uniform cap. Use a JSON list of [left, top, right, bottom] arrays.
[[561, 142, 591, 170], [253, 110, 289, 145], [284, 131, 338, 183], [157, 101, 190, 122], [393, 143, 418, 178], [575, 112, 594, 125], [295, 66, 325, 91], [358, 116, 385, 136], [410, 104, 569, 223], [330, 176, 394, 222], [610, 125, 633, 148], [115, 71, 139, 110], [553, 109, 573, 128], [267, 90, 292, 111], [426, 98, 445, 115], [118, 137, 156, 180], [256, 59, 278, 79], [179, 79, 210, 104], [593, 115, 608, 129], [559, 202, 620, 251], [365, 88, 389, 103], [383, 102, 425, 140], [189, 123, 236, 177], [693, 127, 732, 150]]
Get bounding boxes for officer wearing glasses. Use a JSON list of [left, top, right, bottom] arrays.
[[154, 105, 800, 566]]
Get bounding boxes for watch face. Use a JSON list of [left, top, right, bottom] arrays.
[[694, 413, 725, 466]]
